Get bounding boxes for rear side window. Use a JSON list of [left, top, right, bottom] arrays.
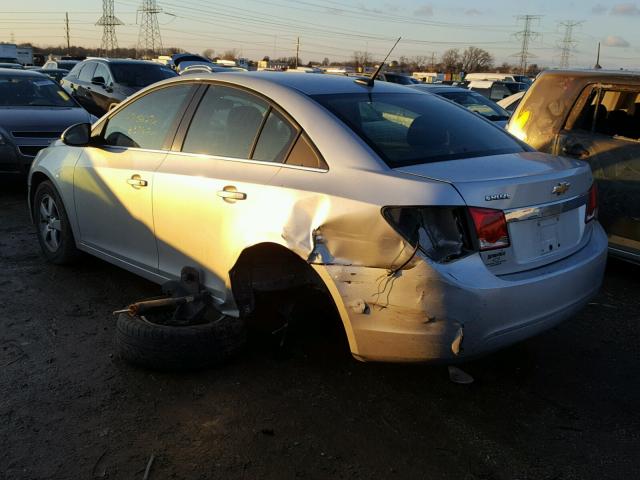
[[182, 85, 268, 158], [312, 92, 523, 168], [102, 84, 194, 150], [285, 133, 328, 169], [573, 87, 640, 140], [78, 62, 96, 82], [252, 110, 297, 163]]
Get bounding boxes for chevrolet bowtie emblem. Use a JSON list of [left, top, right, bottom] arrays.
[[552, 182, 571, 195]]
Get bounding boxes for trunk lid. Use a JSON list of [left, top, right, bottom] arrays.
[[396, 152, 593, 274]]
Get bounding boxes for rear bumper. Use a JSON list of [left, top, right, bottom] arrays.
[[315, 222, 608, 362]]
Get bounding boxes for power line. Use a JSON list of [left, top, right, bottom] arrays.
[[137, 0, 163, 57], [96, 0, 123, 53], [513, 15, 542, 75], [558, 20, 582, 69]]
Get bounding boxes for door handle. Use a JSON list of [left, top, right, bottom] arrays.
[[217, 186, 247, 202], [127, 175, 148, 188]]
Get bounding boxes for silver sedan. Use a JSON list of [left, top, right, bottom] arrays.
[[28, 72, 607, 362]]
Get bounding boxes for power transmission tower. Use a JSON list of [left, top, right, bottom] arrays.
[[513, 15, 542, 75], [137, 0, 163, 58], [96, 0, 123, 54], [65, 12, 71, 54], [558, 20, 582, 69]]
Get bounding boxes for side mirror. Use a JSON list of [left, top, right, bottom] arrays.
[[91, 76, 106, 86], [61, 123, 91, 147]]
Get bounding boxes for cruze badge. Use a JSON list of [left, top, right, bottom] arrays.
[[552, 182, 571, 195], [485, 193, 511, 201]]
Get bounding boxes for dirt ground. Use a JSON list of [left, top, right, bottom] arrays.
[[1, 182, 639, 480]]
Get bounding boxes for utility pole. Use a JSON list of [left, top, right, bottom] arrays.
[[295, 37, 300, 68], [65, 12, 71, 54], [137, 0, 163, 58], [513, 15, 542, 75], [558, 20, 582, 69], [96, 0, 123, 55]]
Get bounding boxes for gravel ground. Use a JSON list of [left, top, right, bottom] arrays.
[[1, 183, 639, 480]]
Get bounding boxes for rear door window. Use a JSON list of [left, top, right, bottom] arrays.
[[285, 133, 328, 169], [182, 85, 268, 159], [252, 110, 297, 163], [78, 62, 96, 83]]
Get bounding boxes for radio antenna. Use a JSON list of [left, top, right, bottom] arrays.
[[355, 37, 401, 87]]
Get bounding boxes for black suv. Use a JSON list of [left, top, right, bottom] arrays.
[[61, 58, 177, 116]]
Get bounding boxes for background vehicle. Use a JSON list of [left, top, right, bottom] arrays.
[[0, 70, 93, 175], [465, 73, 532, 84], [179, 64, 247, 75], [0, 63, 23, 70], [61, 58, 177, 116], [32, 68, 68, 84], [411, 84, 511, 127], [42, 59, 80, 71], [468, 80, 528, 101], [29, 72, 606, 363], [377, 72, 420, 85], [497, 91, 525, 113], [508, 69, 640, 263], [0, 43, 19, 64]]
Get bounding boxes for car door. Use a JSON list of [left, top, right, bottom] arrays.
[[74, 61, 97, 113], [73, 83, 197, 275], [89, 62, 115, 114], [556, 84, 640, 257], [153, 83, 299, 306]]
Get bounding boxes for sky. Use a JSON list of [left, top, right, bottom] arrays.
[[1, 0, 639, 69]]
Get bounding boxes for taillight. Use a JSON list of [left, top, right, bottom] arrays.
[[382, 207, 475, 263], [469, 207, 510, 251], [585, 183, 598, 223]]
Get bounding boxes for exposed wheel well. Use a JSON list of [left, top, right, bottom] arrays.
[[29, 172, 52, 217]]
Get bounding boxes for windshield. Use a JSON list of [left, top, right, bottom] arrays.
[[0, 76, 77, 107], [438, 90, 510, 121], [311, 92, 524, 168], [110, 63, 177, 88]]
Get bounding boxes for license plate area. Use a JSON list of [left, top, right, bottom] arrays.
[[507, 206, 585, 265], [538, 216, 560, 255]]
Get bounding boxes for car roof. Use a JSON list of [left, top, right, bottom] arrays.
[[0, 68, 46, 77], [161, 70, 422, 95], [540, 68, 640, 80], [85, 58, 163, 66], [410, 84, 470, 93]]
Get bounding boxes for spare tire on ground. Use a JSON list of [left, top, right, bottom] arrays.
[[115, 306, 246, 371]]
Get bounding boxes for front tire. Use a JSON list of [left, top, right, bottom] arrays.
[[33, 181, 80, 264]]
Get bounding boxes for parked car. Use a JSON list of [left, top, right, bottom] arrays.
[[32, 68, 68, 84], [410, 84, 510, 127], [468, 80, 529, 101], [179, 64, 247, 75], [42, 59, 80, 71], [29, 72, 607, 362], [0, 70, 94, 175], [465, 73, 532, 84], [497, 91, 525, 113], [61, 58, 177, 116], [170, 53, 214, 73], [0, 62, 23, 70], [507, 69, 640, 263], [377, 72, 421, 85]]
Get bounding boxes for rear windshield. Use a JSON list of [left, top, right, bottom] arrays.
[[0, 75, 77, 107], [110, 63, 177, 88], [438, 90, 510, 121], [311, 92, 523, 167]]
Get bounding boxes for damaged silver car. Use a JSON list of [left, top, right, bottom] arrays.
[[28, 72, 608, 362]]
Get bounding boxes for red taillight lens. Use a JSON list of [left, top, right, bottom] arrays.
[[585, 183, 598, 223], [469, 207, 510, 251]]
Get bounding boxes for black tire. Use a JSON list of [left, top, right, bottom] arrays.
[[33, 180, 80, 264], [115, 310, 246, 371]]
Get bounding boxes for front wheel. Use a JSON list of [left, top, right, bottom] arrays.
[[33, 181, 80, 264]]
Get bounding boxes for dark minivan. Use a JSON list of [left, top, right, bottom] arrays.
[[61, 58, 177, 116]]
